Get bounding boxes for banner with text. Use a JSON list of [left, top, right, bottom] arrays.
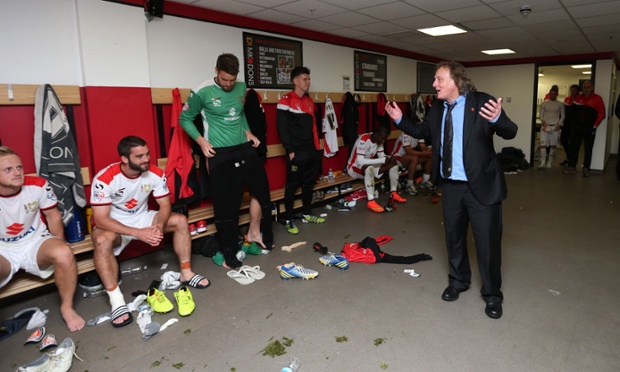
[[354, 51, 387, 92], [243, 32, 303, 90]]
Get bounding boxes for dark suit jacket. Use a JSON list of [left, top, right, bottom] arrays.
[[397, 91, 518, 205]]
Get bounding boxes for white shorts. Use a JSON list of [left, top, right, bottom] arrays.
[[347, 165, 384, 180], [0, 234, 56, 288], [103, 210, 158, 256], [540, 126, 561, 147]]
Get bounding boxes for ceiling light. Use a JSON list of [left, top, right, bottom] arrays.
[[538, 73, 544, 77], [572, 64, 592, 69], [481, 49, 515, 55], [417, 25, 467, 37], [582, 71, 591, 75]]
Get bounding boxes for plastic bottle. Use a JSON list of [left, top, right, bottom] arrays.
[[281, 356, 300, 372], [121, 265, 148, 276], [327, 168, 334, 184]]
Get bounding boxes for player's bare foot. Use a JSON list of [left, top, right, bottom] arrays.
[[246, 231, 266, 249], [62, 307, 85, 332], [180, 272, 210, 287]]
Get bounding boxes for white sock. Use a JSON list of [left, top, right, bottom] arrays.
[[407, 179, 414, 187], [388, 166, 399, 192], [107, 286, 126, 311], [423, 173, 430, 182], [364, 167, 376, 200]]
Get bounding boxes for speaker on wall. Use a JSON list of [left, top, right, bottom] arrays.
[[145, 0, 164, 18]]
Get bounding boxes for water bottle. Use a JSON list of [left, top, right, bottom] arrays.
[[281, 356, 300, 372], [327, 168, 334, 184]]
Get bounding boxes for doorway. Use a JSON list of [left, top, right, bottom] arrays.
[[531, 61, 596, 167]]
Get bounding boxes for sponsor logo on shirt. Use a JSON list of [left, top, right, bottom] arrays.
[[124, 198, 138, 210], [6, 223, 24, 235], [1, 226, 36, 242], [93, 191, 105, 203], [212, 98, 221, 107], [113, 188, 125, 198]]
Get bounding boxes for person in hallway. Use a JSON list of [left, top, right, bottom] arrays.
[[560, 84, 580, 166], [538, 86, 565, 168], [385, 61, 518, 319], [391, 131, 432, 195], [277, 66, 325, 235], [346, 126, 407, 213], [0, 146, 85, 332], [563, 80, 606, 177], [91, 136, 210, 328], [179, 53, 273, 268]]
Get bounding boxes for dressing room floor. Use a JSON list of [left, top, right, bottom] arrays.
[[2, 154, 619, 372]]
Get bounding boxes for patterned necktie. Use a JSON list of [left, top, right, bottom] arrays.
[[442, 103, 456, 178]]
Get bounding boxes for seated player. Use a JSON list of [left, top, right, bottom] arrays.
[[91, 136, 209, 328], [346, 127, 406, 213], [0, 146, 85, 332], [391, 131, 433, 195]]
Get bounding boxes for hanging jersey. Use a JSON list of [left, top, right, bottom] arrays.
[[322, 98, 339, 158], [415, 94, 425, 122], [91, 163, 169, 220], [347, 133, 385, 174], [0, 177, 57, 243]]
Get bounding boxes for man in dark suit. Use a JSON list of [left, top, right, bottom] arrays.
[[385, 61, 518, 319]]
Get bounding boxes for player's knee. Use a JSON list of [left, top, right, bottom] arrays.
[[171, 213, 189, 232], [365, 166, 375, 176], [92, 231, 115, 250], [51, 243, 75, 267]]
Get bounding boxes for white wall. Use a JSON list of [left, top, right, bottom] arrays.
[[76, 0, 150, 87], [145, 14, 417, 94], [0, 0, 82, 85], [468, 64, 536, 162], [592, 59, 613, 170]]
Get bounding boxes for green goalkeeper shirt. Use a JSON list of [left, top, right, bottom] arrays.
[[179, 79, 250, 148]]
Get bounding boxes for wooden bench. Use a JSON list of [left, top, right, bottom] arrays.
[[0, 163, 362, 299], [0, 84, 402, 299]]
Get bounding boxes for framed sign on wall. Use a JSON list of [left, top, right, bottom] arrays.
[[417, 62, 437, 94], [243, 32, 303, 89], [354, 50, 387, 92]]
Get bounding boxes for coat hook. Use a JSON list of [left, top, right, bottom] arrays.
[[278, 91, 282, 100], [315, 91, 319, 100], [7, 84, 14, 101], [325, 92, 330, 101], [362, 94, 366, 101], [263, 90, 268, 101]]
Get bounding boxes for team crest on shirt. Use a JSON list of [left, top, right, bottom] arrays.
[[23, 201, 39, 213], [182, 102, 189, 111], [141, 184, 152, 193]]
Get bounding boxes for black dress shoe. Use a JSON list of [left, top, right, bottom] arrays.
[[485, 302, 503, 319], [441, 286, 465, 301]]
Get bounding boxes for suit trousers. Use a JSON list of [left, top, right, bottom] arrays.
[[441, 179, 503, 303]]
